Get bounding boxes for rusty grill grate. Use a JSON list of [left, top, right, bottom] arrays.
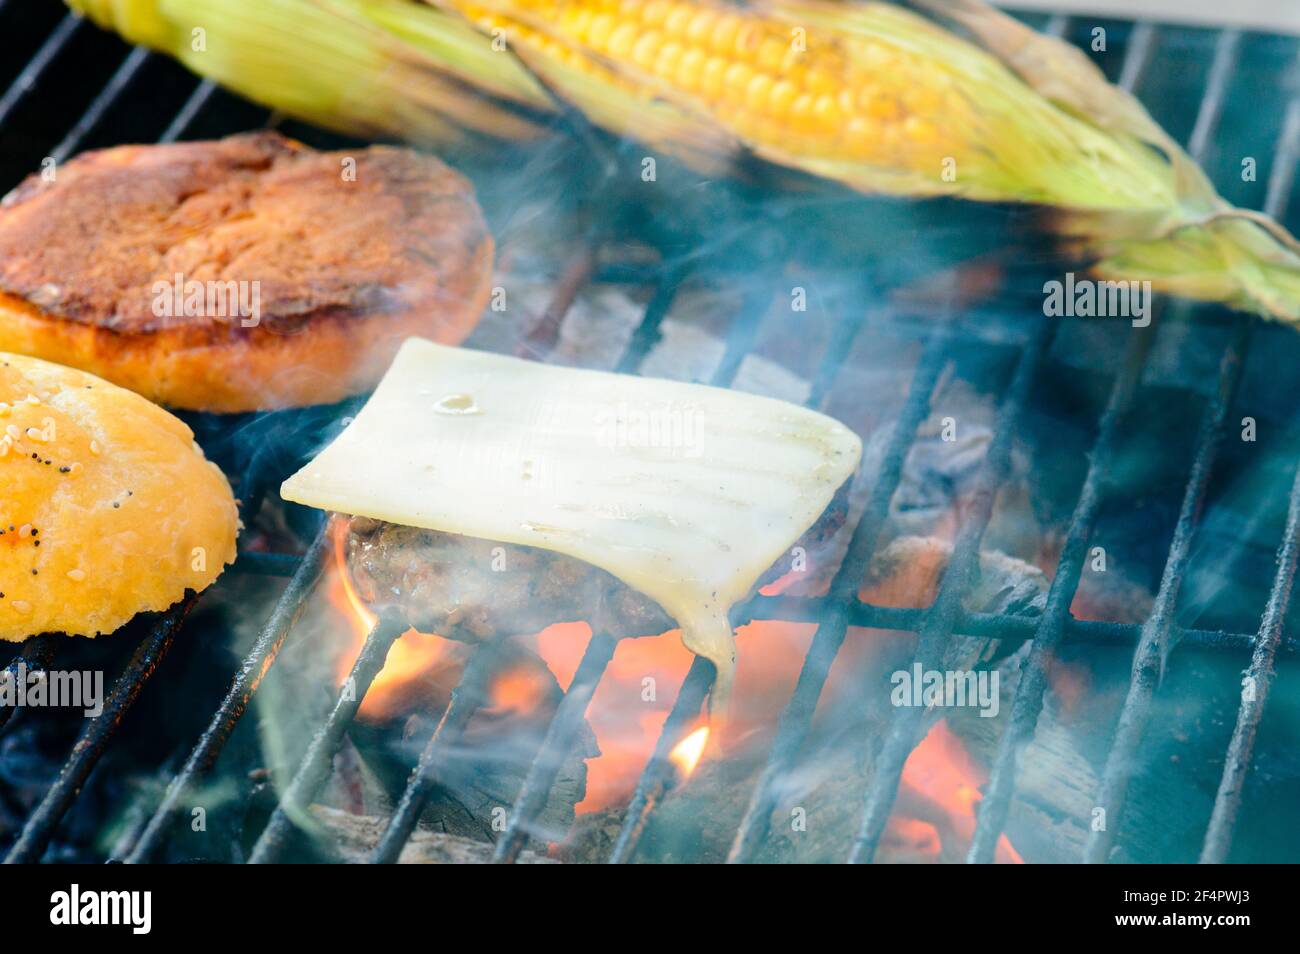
[[2, 4, 1299, 865]]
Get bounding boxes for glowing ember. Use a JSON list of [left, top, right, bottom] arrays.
[[487, 665, 553, 716], [885, 817, 942, 857], [891, 720, 1023, 863], [668, 726, 710, 778]]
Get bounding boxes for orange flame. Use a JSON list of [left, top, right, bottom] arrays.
[[889, 721, 1023, 863], [668, 726, 710, 779], [532, 619, 815, 814], [327, 519, 460, 720], [325, 519, 1027, 862]]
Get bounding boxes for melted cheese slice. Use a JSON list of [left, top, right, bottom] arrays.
[[282, 338, 861, 706]]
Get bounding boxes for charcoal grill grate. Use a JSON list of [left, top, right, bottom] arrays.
[[1, 3, 1299, 866]]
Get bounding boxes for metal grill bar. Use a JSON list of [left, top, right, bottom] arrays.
[[709, 266, 778, 388], [967, 328, 1154, 862], [159, 78, 217, 144], [1200, 462, 1300, 862], [966, 21, 1163, 864], [248, 614, 406, 864], [371, 638, 512, 864], [727, 325, 951, 861], [805, 296, 871, 411], [49, 45, 151, 163], [517, 242, 600, 359], [123, 528, 329, 863], [0, 11, 80, 126], [1080, 32, 1259, 863], [1186, 31, 1241, 163], [849, 318, 1057, 863], [230, 551, 306, 577], [2, 595, 196, 864], [754, 598, 1282, 652], [1198, 97, 1300, 864], [1084, 323, 1250, 862], [614, 269, 681, 373], [491, 633, 619, 863], [0, 635, 56, 736], [608, 656, 715, 863]]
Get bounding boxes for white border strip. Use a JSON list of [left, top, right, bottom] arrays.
[[999, 1, 1300, 37]]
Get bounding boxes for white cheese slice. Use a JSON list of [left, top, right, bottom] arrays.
[[282, 338, 862, 707]]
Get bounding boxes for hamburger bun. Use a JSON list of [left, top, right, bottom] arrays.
[[0, 352, 238, 640], [0, 132, 494, 413]]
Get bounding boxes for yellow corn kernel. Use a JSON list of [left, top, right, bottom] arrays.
[[606, 21, 638, 57], [587, 12, 615, 47], [641, 0, 671, 26], [744, 73, 773, 112], [811, 92, 839, 125], [903, 116, 939, 145], [756, 36, 787, 72], [734, 21, 762, 56], [678, 46, 707, 89], [789, 92, 814, 128], [856, 83, 882, 111], [722, 61, 754, 101], [560, 6, 591, 35], [780, 43, 805, 73], [768, 78, 797, 115], [699, 55, 728, 99], [805, 68, 836, 96], [664, 4, 694, 35], [685, 9, 716, 44], [712, 13, 741, 53], [865, 95, 899, 121], [631, 30, 661, 68], [654, 40, 684, 76]]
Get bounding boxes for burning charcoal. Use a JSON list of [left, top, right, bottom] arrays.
[[946, 647, 1214, 864], [309, 806, 558, 863], [318, 641, 596, 850]]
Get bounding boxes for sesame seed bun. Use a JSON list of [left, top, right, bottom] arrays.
[[0, 132, 494, 413], [0, 352, 238, 640]]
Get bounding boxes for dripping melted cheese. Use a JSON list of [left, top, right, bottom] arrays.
[[281, 338, 862, 706]]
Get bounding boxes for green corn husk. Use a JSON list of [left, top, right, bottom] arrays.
[[67, 0, 557, 142], [65, 0, 1300, 325]]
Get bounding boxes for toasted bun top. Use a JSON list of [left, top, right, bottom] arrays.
[[0, 131, 490, 336], [0, 352, 238, 639]]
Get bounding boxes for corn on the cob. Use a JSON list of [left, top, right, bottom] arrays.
[[62, 0, 1300, 325], [449, 0, 1175, 210]]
